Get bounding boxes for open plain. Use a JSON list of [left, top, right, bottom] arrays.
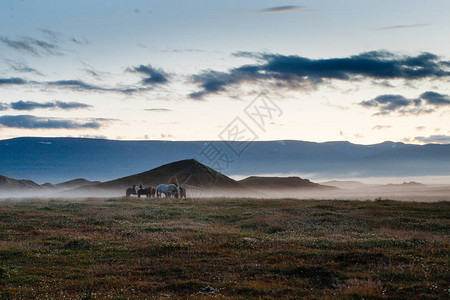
[[0, 197, 448, 298]]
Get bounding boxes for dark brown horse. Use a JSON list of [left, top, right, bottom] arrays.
[[126, 187, 155, 198], [126, 187, 136, 197], [138, 187, 156, 198], [179, 186, 187, 198]]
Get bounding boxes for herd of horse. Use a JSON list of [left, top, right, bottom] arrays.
[[126, 183, 186, 199]]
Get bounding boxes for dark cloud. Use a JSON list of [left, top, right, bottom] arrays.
[[0, 115, 102, 129], [359, 91, 450, 115], [71, 37, 90, 45], [83, 69, 101, 78], [38, 78, 144, 94], [0, 36, 62, 56], [360, 94, 411, 113], [5, 60, 43, 76], [128, 64, 169, 85], [1, 76, 124, 93], [10, 101, 52, 110], [39, 29, 89, 46], [39, 29, 62, 42], [190, 51, 450, 99], [232, 51, 262, 59], [261, 51, 449, 80], [0, 77, 28, 85], [46, 80, 106, 91], [258, 6, 306, 13], [10, 100, 91, 111], [55, 101, 92, 110], [377, 23, 432, 30], [1, 69, 155, 94], [145, 108, 172, 112], [414, 135, 450, 144], [419, 91, 450, 106], [189, 67, 258, 99]]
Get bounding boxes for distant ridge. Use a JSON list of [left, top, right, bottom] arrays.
[[383, 181, 426, 188], [320, 180, 370, 190], [55, 178, 101, 190], [387, 181, 425, 187], [239, 176, 335, 190], [0, 174, 42, 190]]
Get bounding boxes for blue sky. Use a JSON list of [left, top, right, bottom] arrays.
[[1, 0, 449, 144]]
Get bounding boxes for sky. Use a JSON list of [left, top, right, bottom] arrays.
[[1, 0, 449, 144]]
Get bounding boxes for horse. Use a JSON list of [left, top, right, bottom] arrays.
[[179, 186, 187, 198], [138, 187, 156, 198], [126, 187, 137, 197], [156, 184, 180, 198]]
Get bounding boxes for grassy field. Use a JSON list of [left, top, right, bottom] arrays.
[[0, 197, 449, 299]]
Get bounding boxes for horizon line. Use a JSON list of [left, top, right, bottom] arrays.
[[0, 136, 443, 146]]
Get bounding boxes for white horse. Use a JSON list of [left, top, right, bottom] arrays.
[[156, 184, 180, 198]]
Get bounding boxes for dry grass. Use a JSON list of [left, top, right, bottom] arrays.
[[0, 197, 449, 298]]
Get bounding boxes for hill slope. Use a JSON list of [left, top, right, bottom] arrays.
[[91, 159, 245, 190], [0, 175, 42, 190], [55, 178, 101, 190]]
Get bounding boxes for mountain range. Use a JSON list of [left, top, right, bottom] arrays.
[[0, 137, 449, 184]]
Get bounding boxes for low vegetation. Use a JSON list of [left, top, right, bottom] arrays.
[[0, 197, 449, 298]]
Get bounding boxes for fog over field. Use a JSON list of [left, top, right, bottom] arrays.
[[2, 181, 449, 203]]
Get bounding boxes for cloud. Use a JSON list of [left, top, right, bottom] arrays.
[[78, 134, 107, 139], [46, 80, 107, 92], [359, 91, 450, 115], [145, 108, 172, 112], [55, 101, 92, 110], [372, 125, 391, 130], [39, 29, 62, 42], [189, 51, 450, 99], [0, 115, 102, 129], [0, 77, 28, 85], [1, 75, 150, 94], [0, 103, 9, 111], [419, 91, 450, 106], [377, 23, 432, 30], [324, 102, 350, 111], [360, 94, 411, 113], [416, 126, 426, 131], [414, 135, 450, 144], [159, 48, 207, 53], [160, 133, 174, 138], [9, 101, 92, 111], [189, 69, 246, 99], [71, 37, 90, 45], [0, 36, 62, 56], [5, 59, 43, 76], [128, 64, 169, 85], [258, 6, 306, 13], [83, 68, 102, 78]]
